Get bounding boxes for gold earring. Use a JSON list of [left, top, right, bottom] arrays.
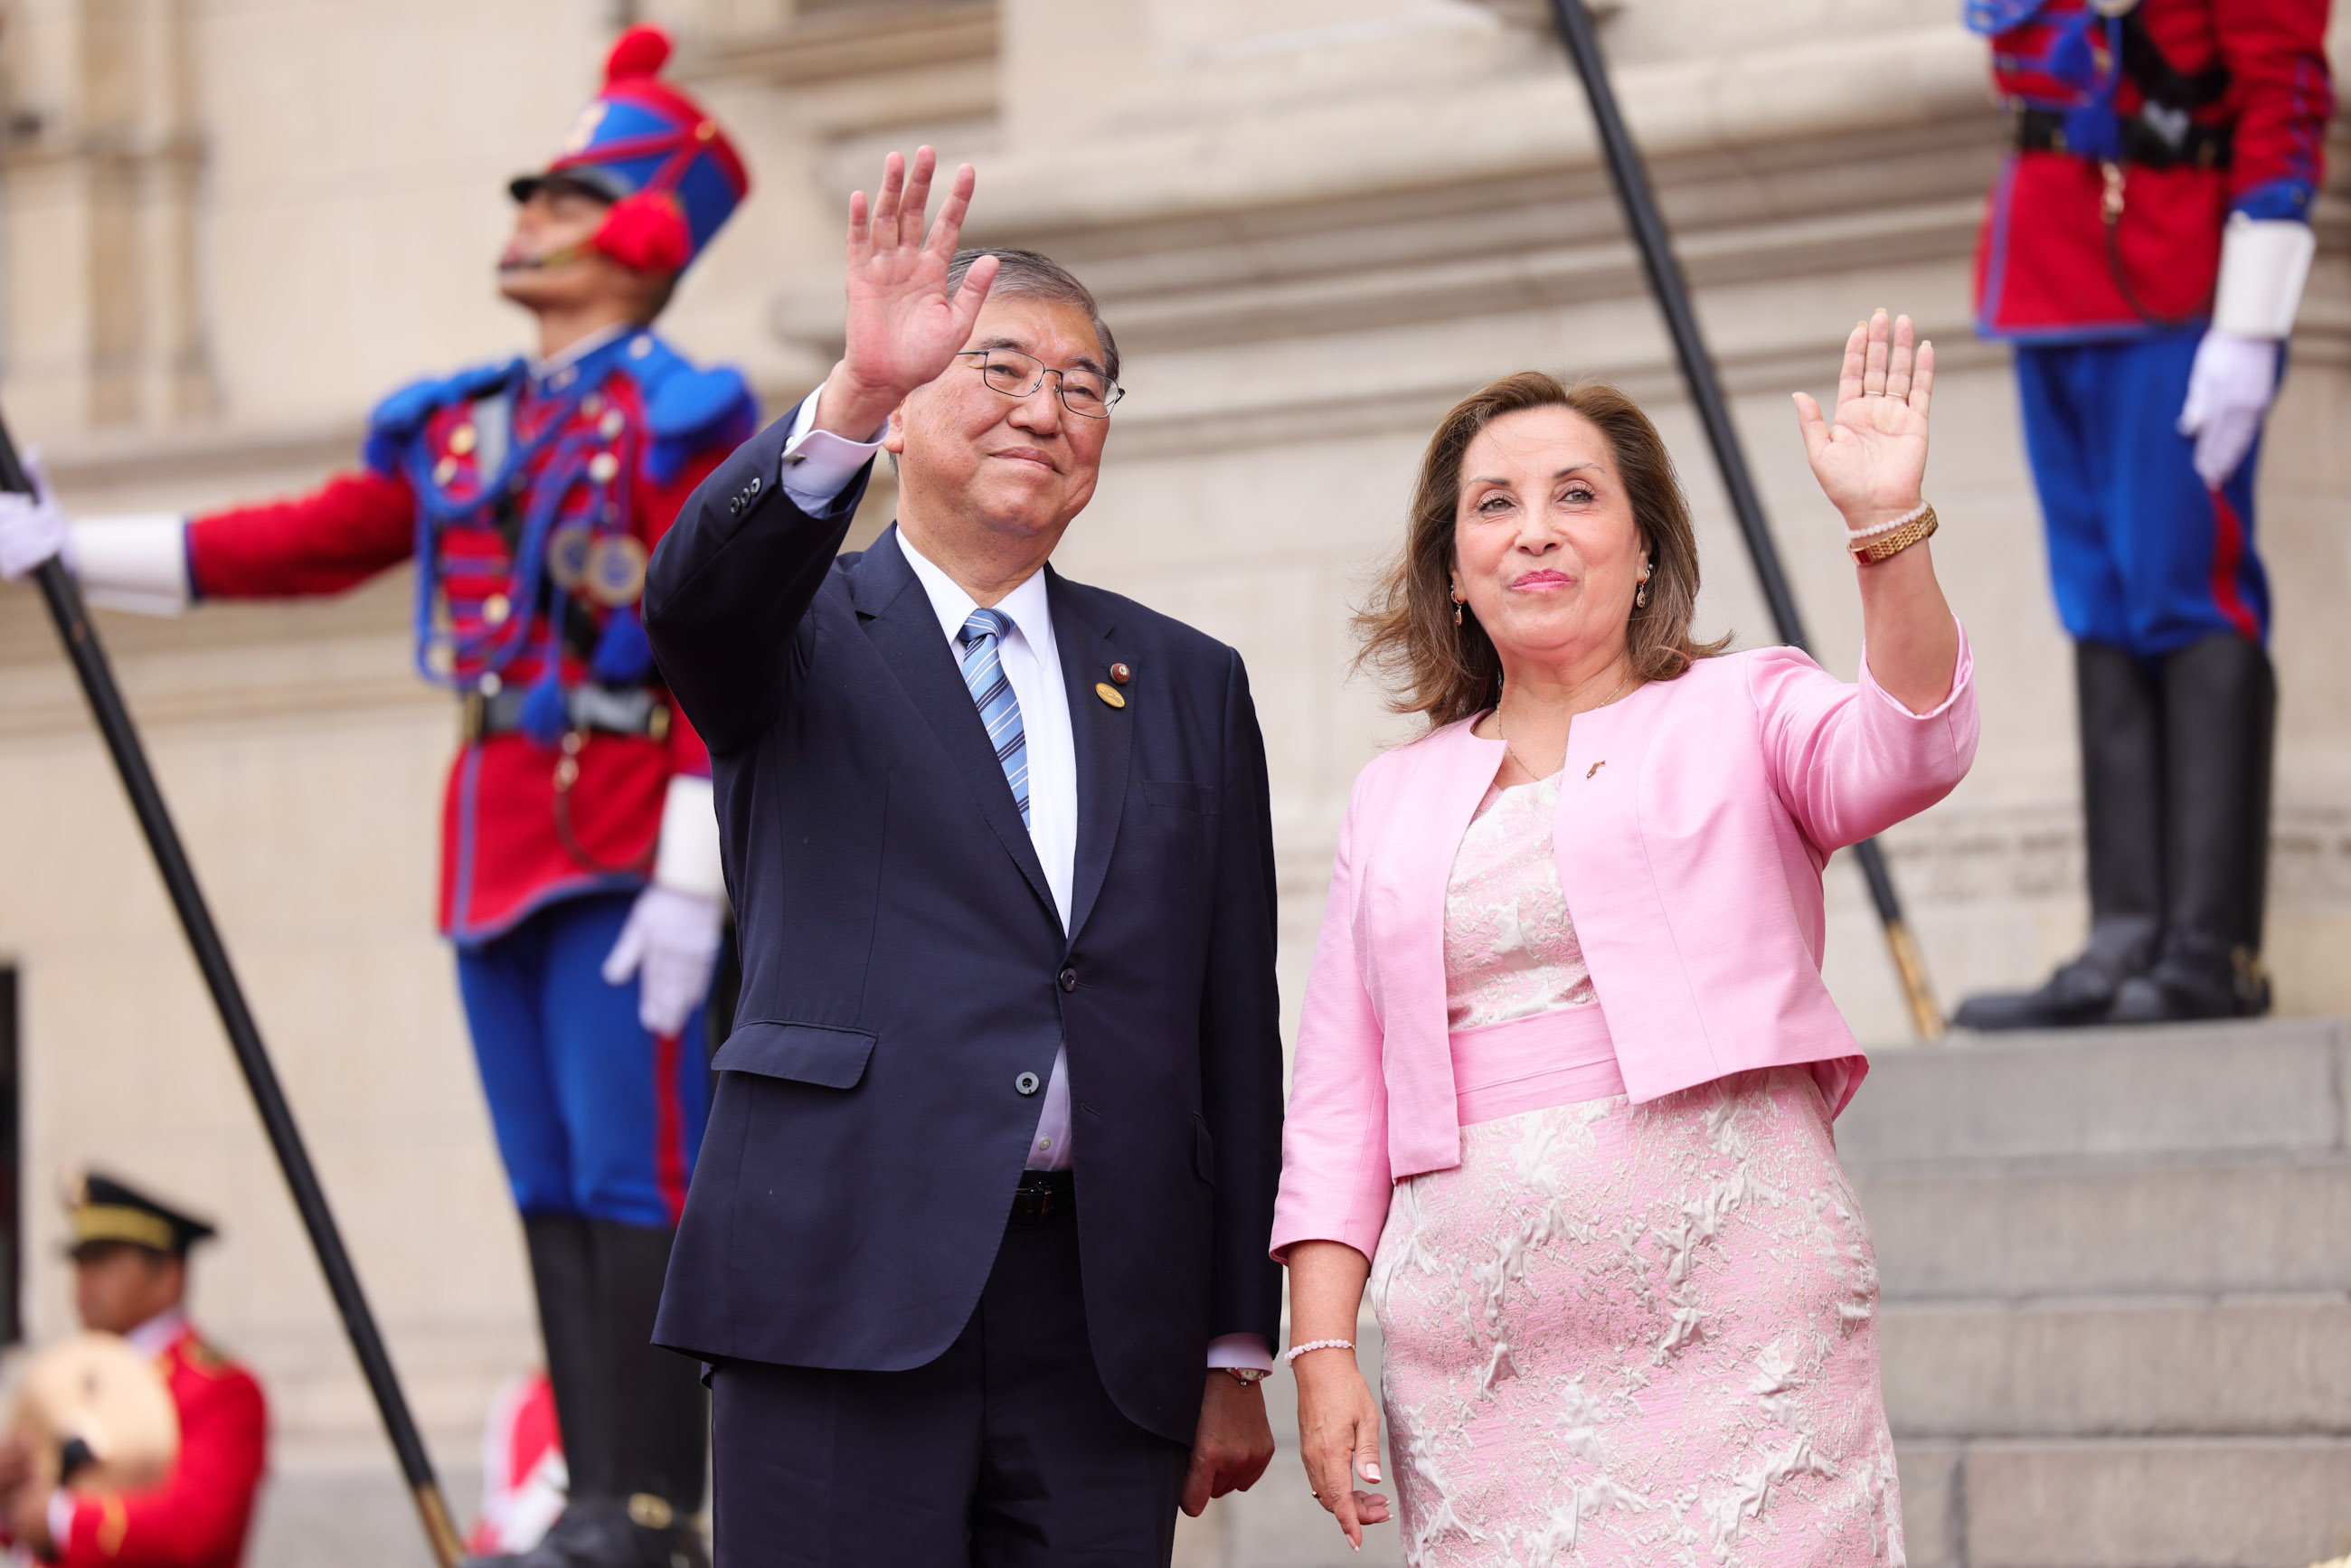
[[1450, 581, 1466, 627], [1635, 565, 1651, 611]]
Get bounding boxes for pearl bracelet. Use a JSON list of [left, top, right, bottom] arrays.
[[1284, 1337, 1355, 1365], [1846, 499, 1931, 543]]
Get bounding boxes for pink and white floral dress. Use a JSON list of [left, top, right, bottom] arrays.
[[1366, 773, 1906, 1567]]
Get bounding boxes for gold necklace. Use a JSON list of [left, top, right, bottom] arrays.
[[1496, 668, 1637, 782]]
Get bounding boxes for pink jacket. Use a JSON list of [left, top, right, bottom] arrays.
[[1270, 630, 1979, 1261]]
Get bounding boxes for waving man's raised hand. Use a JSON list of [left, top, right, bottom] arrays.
[[1793, 308, 1932, 532], [815, 146, 1000, 441]]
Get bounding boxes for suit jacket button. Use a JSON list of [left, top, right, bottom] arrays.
[[1015, 1072, 1041, 1096], [1059, 967, 1078, 992]]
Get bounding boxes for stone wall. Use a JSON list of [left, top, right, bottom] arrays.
[[0, 0, 2345, 1517]]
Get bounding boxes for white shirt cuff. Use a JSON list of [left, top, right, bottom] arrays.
[[68, 515, 190, 616], [2213, 214, 2317, 339], [1207, 1332, 1274, 1373], [652, 775, 725, 902], [776, 386, 885, 515]]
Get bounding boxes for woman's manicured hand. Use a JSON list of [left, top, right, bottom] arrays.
[[1295, 1346, 1391, 1548], [1794, 307, 1932, 532]]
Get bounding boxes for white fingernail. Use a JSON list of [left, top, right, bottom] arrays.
[[1365, 1463, 1381, 1482]]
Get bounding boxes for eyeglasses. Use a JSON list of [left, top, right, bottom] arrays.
[[958, 348, 1124, 419]]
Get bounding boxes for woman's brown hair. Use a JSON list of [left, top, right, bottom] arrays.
[[1355, 372, 1728, 729]]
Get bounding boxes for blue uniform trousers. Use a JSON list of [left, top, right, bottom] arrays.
[[456, 892, 711, 1229], [2016, 328, 2270, 657]]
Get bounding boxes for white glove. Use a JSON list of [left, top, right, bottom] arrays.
[[2177, 331, 2279, 490], [0, 449, 67, 581], [601, 883, 725, 1037]]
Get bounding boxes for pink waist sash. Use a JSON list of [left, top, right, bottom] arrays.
[[1449, 1005, 1624, 1126]]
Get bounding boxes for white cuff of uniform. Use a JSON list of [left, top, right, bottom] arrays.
[[68, 515, 190, 616], [45, 1488, 72, 1553], [653, 775, 725, 902], [2212, 214, 2317, 339], [776, 386, 886, 515], [1206, 1332, 1274, 1373]]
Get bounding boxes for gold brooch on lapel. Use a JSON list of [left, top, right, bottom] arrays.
[[1587, 760, 1606, 779], [1095, 683, 1127, 709]]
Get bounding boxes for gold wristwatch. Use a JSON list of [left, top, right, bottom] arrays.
[[1849, 504, 1939, 564]]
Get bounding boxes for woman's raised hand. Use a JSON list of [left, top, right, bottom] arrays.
[[1793, 309, 1931, 530], [814, 146, 1000, 440]]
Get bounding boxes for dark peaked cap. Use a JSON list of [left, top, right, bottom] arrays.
[[66, 1171, 218, 1258]]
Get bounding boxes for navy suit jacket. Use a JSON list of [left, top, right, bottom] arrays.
[[642, 411, 1286, 1444]]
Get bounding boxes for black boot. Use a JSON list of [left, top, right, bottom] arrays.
[[2110, 635, 2275, 1022], [597, 1220, 707, 1568], [464, 1216, 609, 1567], [469, 1222, 702, 1568], [1955, 642, 2167, 1029]]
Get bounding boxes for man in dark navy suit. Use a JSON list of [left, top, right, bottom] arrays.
[[644, 147, 1283, 1564]]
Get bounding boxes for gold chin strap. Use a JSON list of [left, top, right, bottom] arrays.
[[505, 241, 592, 274]]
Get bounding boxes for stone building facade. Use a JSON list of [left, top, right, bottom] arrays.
[[0, 0, 2344, 1553]]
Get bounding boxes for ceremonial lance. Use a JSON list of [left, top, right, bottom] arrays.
[[0, 413, 467, 1566], [1544, 0, 1946, 1040]]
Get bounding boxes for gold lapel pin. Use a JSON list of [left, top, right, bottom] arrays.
[[1095, 682, 1127, 709], [1586, 760, 1607, 779]]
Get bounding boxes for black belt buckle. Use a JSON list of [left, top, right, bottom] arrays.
[[1007, 1170, 1074, 1228]]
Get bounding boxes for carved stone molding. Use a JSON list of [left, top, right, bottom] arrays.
[[673, 0, 998, 87]]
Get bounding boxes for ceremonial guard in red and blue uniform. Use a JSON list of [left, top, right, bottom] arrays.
[[0, 27, 753, 1566], [1954, 0, 2333, 1029]]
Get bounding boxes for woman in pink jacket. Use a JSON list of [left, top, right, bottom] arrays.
[[1273, 310, 1976, 1566]]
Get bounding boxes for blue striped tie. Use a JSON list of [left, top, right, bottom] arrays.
[[958, 608, 1030, 828]]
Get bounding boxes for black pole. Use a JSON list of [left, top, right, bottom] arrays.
[[1545, 0, 1944, 1039], [2, 428, 466, 1564]]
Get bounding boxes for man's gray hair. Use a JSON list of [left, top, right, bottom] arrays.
[[946, 248, 1120, 384]]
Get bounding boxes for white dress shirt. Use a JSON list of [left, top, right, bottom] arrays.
[[774, 392, 1270, 1373]]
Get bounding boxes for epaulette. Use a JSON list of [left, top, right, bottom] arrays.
[[632, 338, 757, 485], [176, 1335, 233, 1376], [362, 359, 522, 478]]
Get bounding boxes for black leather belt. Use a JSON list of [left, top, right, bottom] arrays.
[[1007, 1170, 1074, 1228], [461, 681, 672, 742], [2014, 106, 2232, 171]]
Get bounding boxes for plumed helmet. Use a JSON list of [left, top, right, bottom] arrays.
[[509, 24, 750, 276]]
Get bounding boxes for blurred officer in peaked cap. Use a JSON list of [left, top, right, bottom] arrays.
[[1955, 0, 2332, 1030], [0, 24, 758, 1567], [0, 1173, 267, 1568]]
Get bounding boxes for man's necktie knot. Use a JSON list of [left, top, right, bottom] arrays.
[[960, 607, 1013, 649]]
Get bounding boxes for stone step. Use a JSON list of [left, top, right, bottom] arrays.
[[1854, 1154, 2351, 1299], [1881, 1294, 2351, 1440], [1839, 1018, 2350, 1171], [1898, 1436, 2351, 1568]]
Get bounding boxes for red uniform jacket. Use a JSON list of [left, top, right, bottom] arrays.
[[54, 1328, 266, 1568], [1973, 0, 2331, 341], [185, 330, 751, 942]]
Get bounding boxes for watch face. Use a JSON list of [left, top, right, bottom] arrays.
[[1225, 1366, 1270, 1384]]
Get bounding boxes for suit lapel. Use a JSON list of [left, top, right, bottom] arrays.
[[853, 528, 1060, 929], [1050, 570, 1129, 945]]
